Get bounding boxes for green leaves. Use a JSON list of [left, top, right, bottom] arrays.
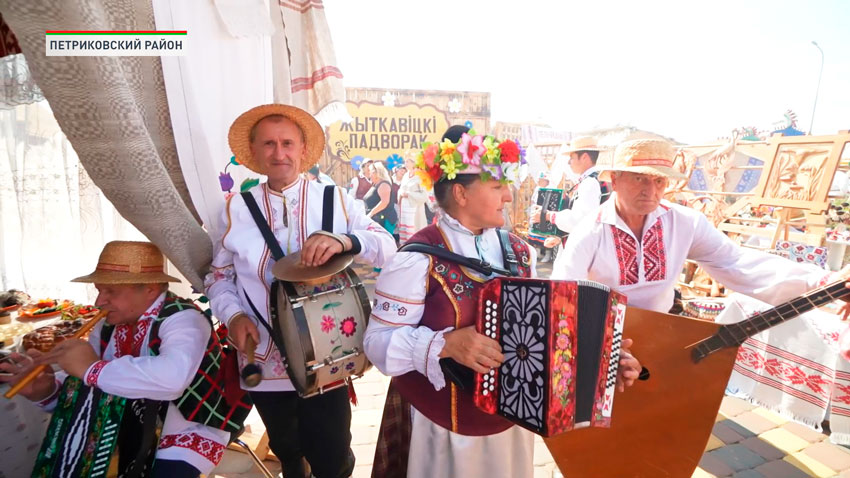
[[240, 178, 260, 192]]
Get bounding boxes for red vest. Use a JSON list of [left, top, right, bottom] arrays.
[[393, 225, 532, 436], [355, 176, 372, 200]]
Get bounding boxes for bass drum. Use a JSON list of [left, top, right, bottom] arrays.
[[270, 268, 372, 397]]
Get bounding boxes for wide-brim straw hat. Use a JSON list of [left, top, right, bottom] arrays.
[[598, 138, 687, 181], [72, 241, 181, 284], [560, 136, 600, 156], [228, 104, 325, 175]]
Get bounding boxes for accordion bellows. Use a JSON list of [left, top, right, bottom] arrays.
[[474, 278, 627, 437]]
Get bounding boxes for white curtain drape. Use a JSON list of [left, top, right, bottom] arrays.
[[0, 101, 146, 303], [152, 0, 273, 233], [0, 0, 348, 292]]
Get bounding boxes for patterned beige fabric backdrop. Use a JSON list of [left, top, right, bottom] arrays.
[[0, 0, 211, 289]]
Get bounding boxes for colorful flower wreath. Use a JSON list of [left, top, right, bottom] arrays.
[[414, 130, 526, 189]]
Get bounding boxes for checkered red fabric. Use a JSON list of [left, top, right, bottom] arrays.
[[371, 380, 412, 478], [100, 292, 251, 433], [148, 294, 252, 433]]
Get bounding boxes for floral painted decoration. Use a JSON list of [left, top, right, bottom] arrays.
[[413, 129, 527, 189], [339, 316, 357, 337]]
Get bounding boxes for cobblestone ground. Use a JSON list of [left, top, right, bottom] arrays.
[[212, 262, 850, 478]]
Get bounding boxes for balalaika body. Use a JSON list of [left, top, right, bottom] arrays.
[[474, 277, 627, 436], [545, 281, 850, 477]]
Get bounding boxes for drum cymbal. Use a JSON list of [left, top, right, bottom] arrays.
[[272, 251, 354, 282]]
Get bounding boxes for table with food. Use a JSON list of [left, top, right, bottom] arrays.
[[0, 290, 102, 477]]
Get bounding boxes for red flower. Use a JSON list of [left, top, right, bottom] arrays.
[[340, 316, 357, 337], [498, 140, 520, 163], [423, 144, 439, 168], [427, 163, 443, 182], [321, 316, 335, 333]]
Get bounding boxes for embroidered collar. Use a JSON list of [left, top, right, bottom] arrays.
[[440, 213, 493, 238], [265, 177, 303, 198], [140, 292, 167, 321], [578, 165, 600, 183], [597, 194, 673, 239]]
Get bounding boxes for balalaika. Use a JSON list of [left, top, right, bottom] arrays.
[[474, 278, 627, 436]]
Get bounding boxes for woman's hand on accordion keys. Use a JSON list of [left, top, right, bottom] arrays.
[[439, 326, 504, 374], [0, 350, 57, 401], [616, 338, 641, 393]]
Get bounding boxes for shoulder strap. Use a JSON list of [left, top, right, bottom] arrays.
[[398, 242, 514, 277], [497, 229, 519, 276], [241, 191, 285, 260], [322, 185, 335, 233]]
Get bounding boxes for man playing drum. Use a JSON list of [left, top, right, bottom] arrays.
[[204, 104, 396, 478], [0, 241, 236, 477]]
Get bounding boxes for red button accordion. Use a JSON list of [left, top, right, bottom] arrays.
[[474, 278, 627, 436]]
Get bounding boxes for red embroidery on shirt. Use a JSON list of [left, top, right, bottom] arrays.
[[642, 218, 666, 282], [611, 225, 639, 285], [86, 360, 109, 387], [114, 317, 152, 358], [159, 433, 225, 464]]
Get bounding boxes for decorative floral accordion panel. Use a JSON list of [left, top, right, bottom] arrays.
[[32, 377, 126, 478], [475, 278, 627, 437]]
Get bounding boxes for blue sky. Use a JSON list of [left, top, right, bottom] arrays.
[[325, 0, 849, 144]]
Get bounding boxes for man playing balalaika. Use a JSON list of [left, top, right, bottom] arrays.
[[0, 241, 249, 477]]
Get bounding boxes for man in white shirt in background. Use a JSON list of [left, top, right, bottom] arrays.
[[551, 138, 839, 313], [532, 136, 610, 249]]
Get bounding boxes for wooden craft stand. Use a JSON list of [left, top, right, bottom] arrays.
[[671, 131, 850, 296]]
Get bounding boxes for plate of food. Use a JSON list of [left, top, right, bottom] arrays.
[[18, 299, 73, 321], [0, 322, 35, 350], [61, 304, 100, 321], [21, 319, 90, 353], [0, 289, 30, 314]]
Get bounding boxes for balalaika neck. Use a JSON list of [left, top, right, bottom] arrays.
[[691, 281, 849, 363]]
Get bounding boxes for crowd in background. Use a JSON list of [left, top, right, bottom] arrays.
[[309, 152, 437, 248]]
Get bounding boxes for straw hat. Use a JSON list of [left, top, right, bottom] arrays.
[[228, 104, 325, 175], [71, 241, 180, 284], [598, 139, 687, 181], [560, 136, 600, 156]]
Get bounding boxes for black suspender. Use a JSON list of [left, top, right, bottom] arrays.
[[398, 229, 520, 277], [241, 191, 285, 261], [241, 184, 338, 260], [322, 185, 335, 233]]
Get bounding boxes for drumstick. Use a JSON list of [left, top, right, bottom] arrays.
[[4, 309, 107, 399], [240, 335, 262, 388]]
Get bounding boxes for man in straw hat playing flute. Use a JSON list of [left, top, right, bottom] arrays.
[[552, 138, 850, 313], [204, 104, 395, 478], [0, 241, 247, 477]]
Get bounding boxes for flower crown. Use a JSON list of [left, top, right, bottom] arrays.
[[414, 129, 526, 189]]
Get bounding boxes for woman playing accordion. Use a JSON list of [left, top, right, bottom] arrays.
[[364, 126, 643, 478]]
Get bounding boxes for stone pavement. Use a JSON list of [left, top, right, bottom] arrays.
[[210, 261, 850, 478]]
